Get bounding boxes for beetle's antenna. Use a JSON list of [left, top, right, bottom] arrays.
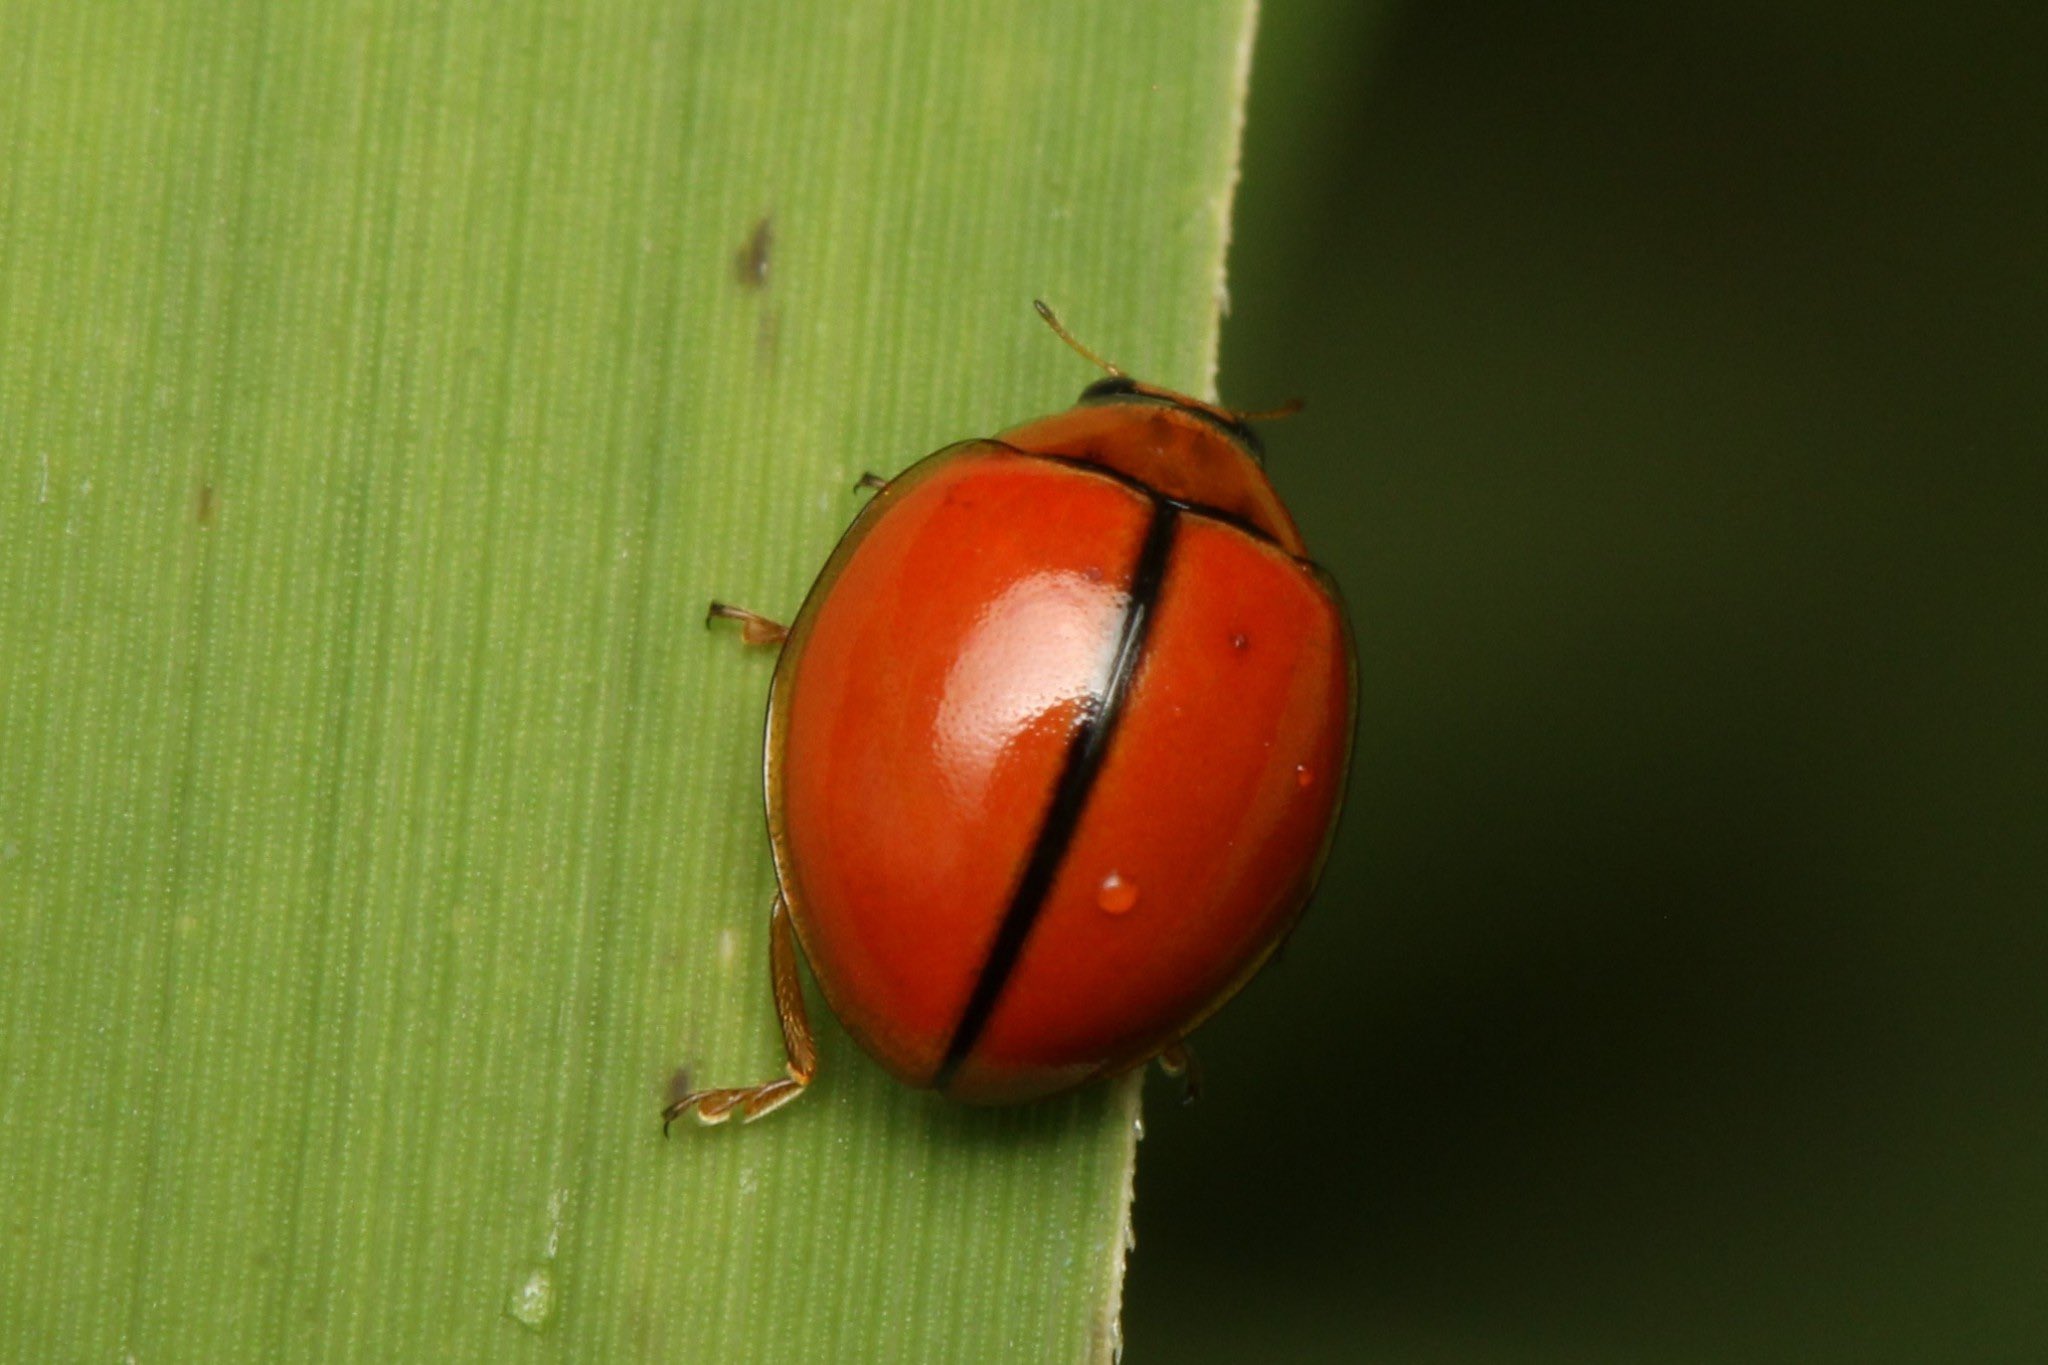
[[1230, 397, 1306, 423], [1033, 299, 1124, 377]]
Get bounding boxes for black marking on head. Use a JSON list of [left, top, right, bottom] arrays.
[[1080, 375, 1140, 401], [1074, 380, 1266, 461], [932, 501, 1182, 1092]]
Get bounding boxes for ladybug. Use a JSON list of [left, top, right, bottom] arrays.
[[665, 302, 1354, 1128]]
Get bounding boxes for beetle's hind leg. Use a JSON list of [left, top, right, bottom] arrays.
[[1156, 1039, 1204, 1106], [706, 601, 788, 647], [664, 894, 818, 1133]]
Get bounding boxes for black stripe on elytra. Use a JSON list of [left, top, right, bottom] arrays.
[[932, 501, 1182, 1091]]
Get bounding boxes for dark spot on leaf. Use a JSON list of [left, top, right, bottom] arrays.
[[734, 215, 773, 290], [194, 481, 215, 525]]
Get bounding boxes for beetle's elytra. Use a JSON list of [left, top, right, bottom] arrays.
[[665, 304, 1354, 1129]]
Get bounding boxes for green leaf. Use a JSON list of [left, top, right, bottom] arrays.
[[0, 1, 1257, 1358]]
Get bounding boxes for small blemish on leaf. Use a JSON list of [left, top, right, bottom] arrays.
[[734, 215, 773, 290]]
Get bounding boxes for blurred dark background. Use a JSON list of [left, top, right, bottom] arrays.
[[1123, 4, 2048, 1360]]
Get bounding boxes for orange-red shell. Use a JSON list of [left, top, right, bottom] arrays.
[[765, 392, 1354, 1104]]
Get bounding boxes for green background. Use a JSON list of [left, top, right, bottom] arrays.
[[1127, 3, 2048, 1361]]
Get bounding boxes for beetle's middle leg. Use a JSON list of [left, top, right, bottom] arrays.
[[664, 893, 818, 1132], [706, 601, 788, 647]]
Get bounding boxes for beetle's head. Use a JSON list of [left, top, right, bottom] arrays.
[[999, 302, 1311, 554], [1073, 374, 1286, 464]]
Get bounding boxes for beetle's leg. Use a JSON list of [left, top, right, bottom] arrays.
[[663, 894, 818, 1133], [706, 601, 788, 647], [1156, 1039, 1204, 1106], [854, 471, 889, 493]]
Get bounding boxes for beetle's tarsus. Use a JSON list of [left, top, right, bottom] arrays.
[[706, 601, 789, 647], [1157, 1039, 1204, 1106], [663, 896, 817, 1135]]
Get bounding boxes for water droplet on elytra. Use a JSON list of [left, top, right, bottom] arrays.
[[1096, 872, 1139, 914], [1294, 764, 1314, 789], [1230, 632, 1249, 651]]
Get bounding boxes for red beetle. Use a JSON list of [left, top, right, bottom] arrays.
[[665, 304, 1354, 1127]]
